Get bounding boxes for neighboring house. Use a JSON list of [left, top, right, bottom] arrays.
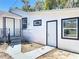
[[10, 8, 79, 53], [0, 10, 22, 41]]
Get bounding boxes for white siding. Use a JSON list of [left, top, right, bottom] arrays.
[[23, 8, 79, 53], [0, 11, 21, 38]]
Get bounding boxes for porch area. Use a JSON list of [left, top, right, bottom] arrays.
[[0, 28, 22, 44], [0, 42, 79, 59]]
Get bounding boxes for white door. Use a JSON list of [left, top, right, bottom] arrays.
[[6, 18, 14, 36], [47, 21, 57, 47]]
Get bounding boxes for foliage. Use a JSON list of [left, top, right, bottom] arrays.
[[22, 0, 29, 3], [57, 0, 68, 8], [22, 6, 35, 11], [21, 0, 79, 11], [44, 0, 57, 10], [35, 0, 44, 11], [22, 0, 34, 11], [75, 0, 79, 7]]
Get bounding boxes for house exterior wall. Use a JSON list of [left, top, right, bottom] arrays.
[[23, 8, 79, 53], [0, 12, 21, 40], [0, 17, 3, 38]]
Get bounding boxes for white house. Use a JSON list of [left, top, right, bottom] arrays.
[[10, 8, 79, 53], [0, 10, 21, 41]]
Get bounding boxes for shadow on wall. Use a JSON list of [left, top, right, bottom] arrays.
[[22, 30, 34, 44]]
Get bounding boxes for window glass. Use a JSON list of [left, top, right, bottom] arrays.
[[33, 20, 42, 26], [62, 18, 78, 39], [22, 19, 27, 24], [64, 29, 77, 38], [63, 19, 77, 28], [22, 18, 27, 29]]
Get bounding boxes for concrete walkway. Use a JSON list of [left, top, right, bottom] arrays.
[[5, 44, 21, 57], [5, 45, 54, 59], [21, 46, 54, 59]]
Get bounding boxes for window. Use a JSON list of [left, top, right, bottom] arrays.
[[33, 20, 42, 26], [62, 18, 78, 39], [22, 18, 27, 29]]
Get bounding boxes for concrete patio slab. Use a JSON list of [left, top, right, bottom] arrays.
[[22, 46, 54, 59], [5, 44, 21, 57], [5, 45, 54, 59], [4, 45, 79, 59]]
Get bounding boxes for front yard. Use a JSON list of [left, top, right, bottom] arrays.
[[0, 42, 79, 59], [21, 42, 79, 59], [0, 43, 13, 59], [21, 43, 43, 53], [37, 49, 79, 59]]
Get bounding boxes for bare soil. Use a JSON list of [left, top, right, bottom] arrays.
[[0, 52, 13, 59], [21, 43, 43, 53], [0, 43, 13, 59], [37, 49, 72, 59], [0, 43, 8, 52]]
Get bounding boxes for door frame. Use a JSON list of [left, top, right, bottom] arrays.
[[4, 17, 15, 36], [3, 17, 21, 37], [46, 20, 58, 48]]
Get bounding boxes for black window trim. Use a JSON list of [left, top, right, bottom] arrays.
[[22, 17, 27, 30], [61, 17, 79, 40], [33, 19, 42, 26]]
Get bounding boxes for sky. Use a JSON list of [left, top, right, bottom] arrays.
[[0, 0, 35, 11]]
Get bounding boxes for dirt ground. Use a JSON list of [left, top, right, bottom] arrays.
[[21, 43, 43, 53], [37, 49, 73, 59], [0, 52, 13, 59], [0, 43, 8, 52], [0, 42, 78, 59], [0, 43, 13, 59]]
